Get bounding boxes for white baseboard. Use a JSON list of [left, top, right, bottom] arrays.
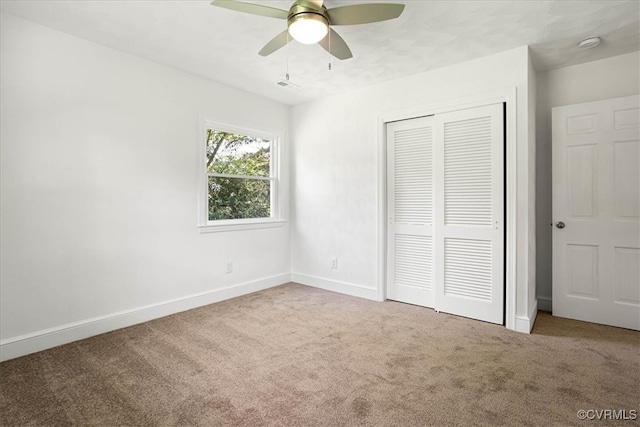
[[291, 273, 378, 301], [537, 296, 552, 312], [514, 299, 538, 334], [0, 274, 290, 362]]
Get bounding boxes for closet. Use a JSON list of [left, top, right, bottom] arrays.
[[386, 103, 504, 324]]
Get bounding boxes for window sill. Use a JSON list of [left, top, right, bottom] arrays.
[[198, 219, 286, 234]]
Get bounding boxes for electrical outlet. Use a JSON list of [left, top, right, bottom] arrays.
[[226, 261, 233, 274], [331, 257, 338, 269]]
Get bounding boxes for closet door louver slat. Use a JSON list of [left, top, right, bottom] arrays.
[[444, 238, 492, 301], [444, 116, 493, 227], [394, 126, 433, 225], [395, 235, 433, 291]]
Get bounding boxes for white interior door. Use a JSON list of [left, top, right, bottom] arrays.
[[387, 116, 435, 307], [552, 94, 640, 330], [433, 104, 504, 324], [387, 104, 504, 325]]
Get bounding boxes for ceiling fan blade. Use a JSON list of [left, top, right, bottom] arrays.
[[258, 30, 291, 56], [327, 3, 405, 25], [318, 29, 353, 60], [211, 0, 288, 20]]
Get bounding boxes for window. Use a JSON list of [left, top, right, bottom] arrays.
[[199, 122, 283, 232]]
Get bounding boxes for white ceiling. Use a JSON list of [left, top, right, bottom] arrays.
[[2, 0, 639, 105]]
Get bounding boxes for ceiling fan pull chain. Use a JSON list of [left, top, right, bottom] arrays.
[[328, 29, 332, 71], [286, 31, 290, 80]]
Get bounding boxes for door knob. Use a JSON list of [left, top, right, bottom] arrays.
[[556, 221, 565, 229]]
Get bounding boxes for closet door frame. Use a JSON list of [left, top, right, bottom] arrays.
[[377, 88, 518, 331]]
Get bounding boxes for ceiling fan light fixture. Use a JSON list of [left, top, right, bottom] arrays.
[[288, 13, 328, 44]]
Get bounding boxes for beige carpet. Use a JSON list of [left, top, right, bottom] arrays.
[[1, 283, 638, 426]]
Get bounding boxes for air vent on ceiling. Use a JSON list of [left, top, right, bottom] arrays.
[[276, 79, 301, 89]]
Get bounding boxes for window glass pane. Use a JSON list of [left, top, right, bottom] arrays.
[[208, 176, 271, 220], [206, 130, 270, 177]]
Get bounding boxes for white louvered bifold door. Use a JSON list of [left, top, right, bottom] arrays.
[[434, 104, 504, 324], [387, 116, 435, 307]]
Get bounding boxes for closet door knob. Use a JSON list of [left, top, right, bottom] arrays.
[[556, 221, 565, 229]]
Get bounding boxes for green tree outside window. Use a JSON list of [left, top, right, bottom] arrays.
[[206, 129, 272, 220]]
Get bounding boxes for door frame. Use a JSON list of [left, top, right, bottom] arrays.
[[376, 88, 518, 331]]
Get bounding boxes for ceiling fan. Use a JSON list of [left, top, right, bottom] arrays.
[[211, 0, 405, 60]]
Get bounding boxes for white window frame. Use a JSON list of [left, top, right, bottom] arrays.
[[198, 120, 285, 233]]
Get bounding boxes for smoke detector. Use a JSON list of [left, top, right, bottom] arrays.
[[578, 37, 601, 49]]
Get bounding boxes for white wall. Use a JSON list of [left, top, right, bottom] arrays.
[[0, 14, 291, 360], [535, 51, 640, 311], [291, 46, 536, 330]]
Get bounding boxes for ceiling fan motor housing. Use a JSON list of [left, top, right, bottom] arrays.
[[287, 3, 329, 23]]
